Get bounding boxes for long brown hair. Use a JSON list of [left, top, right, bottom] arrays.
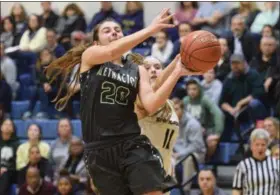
[[62, 3, 85, 17], [45, 18, 119, 111], [10, 3, 27, 22]]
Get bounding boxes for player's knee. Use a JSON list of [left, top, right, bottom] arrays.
[[143, 191, 163, 195]]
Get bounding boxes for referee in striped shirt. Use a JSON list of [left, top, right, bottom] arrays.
[[233, 128, 279, 195]]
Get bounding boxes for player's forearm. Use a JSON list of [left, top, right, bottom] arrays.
[[153, 57, 177, 91], [146, 69, 181, 114], [110, 26, 155, 59]]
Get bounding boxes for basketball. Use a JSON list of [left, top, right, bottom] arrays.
[[180, 30, 221, 72]]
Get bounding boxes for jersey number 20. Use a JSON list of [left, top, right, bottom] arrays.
[[162, 128, 175, 149], [101, 81, 130, 105]]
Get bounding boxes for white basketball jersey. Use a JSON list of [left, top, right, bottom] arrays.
[[139, 100, 179, 175]]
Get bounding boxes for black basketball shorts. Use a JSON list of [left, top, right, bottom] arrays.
[[84, 135, 172, 195]]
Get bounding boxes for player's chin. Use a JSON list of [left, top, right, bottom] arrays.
[[150, 77, 157, 83]]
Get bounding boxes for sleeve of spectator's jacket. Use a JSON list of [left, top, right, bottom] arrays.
[[16, 145, 26, 170], [250, 70, 265, 98], [204, 97, 224, 136], [19, 31, 30, 51], [266, 62, 280, 80], [232, 162, 244, 190], [29, 28, 47, 52], [177, 117, 205, 158], [219, 78, 231, 106]]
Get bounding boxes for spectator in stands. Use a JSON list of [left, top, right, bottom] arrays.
[[19, 14, 47, 52], [220, 54, 267, 140], [174, 2, 198, 25], [18, 145, 53, 186], [264, 117, 280, 147], [0, 43, 19, 98], [87, 2, 121, 33], [46, 28, 66, 58], [151, 30, 173, 66], [0, 16, 22, 48], [170, 22, 193, 61], [214, 38, 231, 82], [233, 129, 279, 195], [59, 137, 87, 194], [18, 166, 56, 195], [201, 69, 222, 105], [172, 98, 206, 195], [50, 118, 76, 175], [40, 2, 59, 29], [55, 175, 75, 195], [250, 37, 280, 106], [56, 3, 87, 47], [121, 2, 144, 35], [183, 79, 224, 159], [228, 2, 260, 29], [226, 14, 257, 63], [271, 144, 279, 159], [9, 3, 27, 35], [192, 2, 231, 36], [0, 119, 19, 195], [16, 123, 50, 170], [22, 48, 68, 119], [261, 24, 276, 38], [0, 72, 12, 118], [197, 169, 227, 195], [251, 2, 280, 34]]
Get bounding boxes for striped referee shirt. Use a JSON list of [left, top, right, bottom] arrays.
[[233, 156, 279, 195]]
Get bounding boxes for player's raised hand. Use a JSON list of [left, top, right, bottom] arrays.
[[149, 8, 175, 33], [174, 55, 204, 76]]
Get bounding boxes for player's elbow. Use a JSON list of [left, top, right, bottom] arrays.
[[143, 101, 164, 115]]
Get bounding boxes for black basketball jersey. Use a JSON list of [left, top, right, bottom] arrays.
[[80, 61, 141, 144]]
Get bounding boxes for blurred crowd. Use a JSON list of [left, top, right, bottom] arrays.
[[0, 1, 279, 195]]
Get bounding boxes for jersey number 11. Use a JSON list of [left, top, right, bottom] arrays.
[[162, 128, 175, 149]]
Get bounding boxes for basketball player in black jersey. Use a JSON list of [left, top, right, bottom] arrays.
[[46, 8, 201, 195]]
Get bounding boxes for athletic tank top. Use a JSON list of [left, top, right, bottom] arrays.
[[80, 61, 141, 144], [139, 100, 179, 175]]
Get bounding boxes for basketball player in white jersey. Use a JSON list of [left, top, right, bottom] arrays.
[[135, 56, 180, 176]]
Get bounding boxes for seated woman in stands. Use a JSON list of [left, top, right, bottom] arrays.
[[17, 145, 53, 186], [57, 137, 87, 194], [50, 118, 77, 175], [0, 119, 19, 194], [16, 123, 50, 170]]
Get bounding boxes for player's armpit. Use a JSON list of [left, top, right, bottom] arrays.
[[134, 96, 149, 120]]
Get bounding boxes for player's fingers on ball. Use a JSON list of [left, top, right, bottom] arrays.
[[162, 13, 174, 22], [162, 8, 170, 15], [163, 24, 175, 28], [159, 8, 168, 17]]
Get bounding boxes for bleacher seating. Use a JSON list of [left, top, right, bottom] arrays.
[[11, 101, 29, 119], [14, 119, 82, 141]]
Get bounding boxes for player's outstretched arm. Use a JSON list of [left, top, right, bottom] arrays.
[[135, 55, 179, 120], [138, 58, 202, 114], [82, 8, 175, 67], [153, 55, 180, 91]]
